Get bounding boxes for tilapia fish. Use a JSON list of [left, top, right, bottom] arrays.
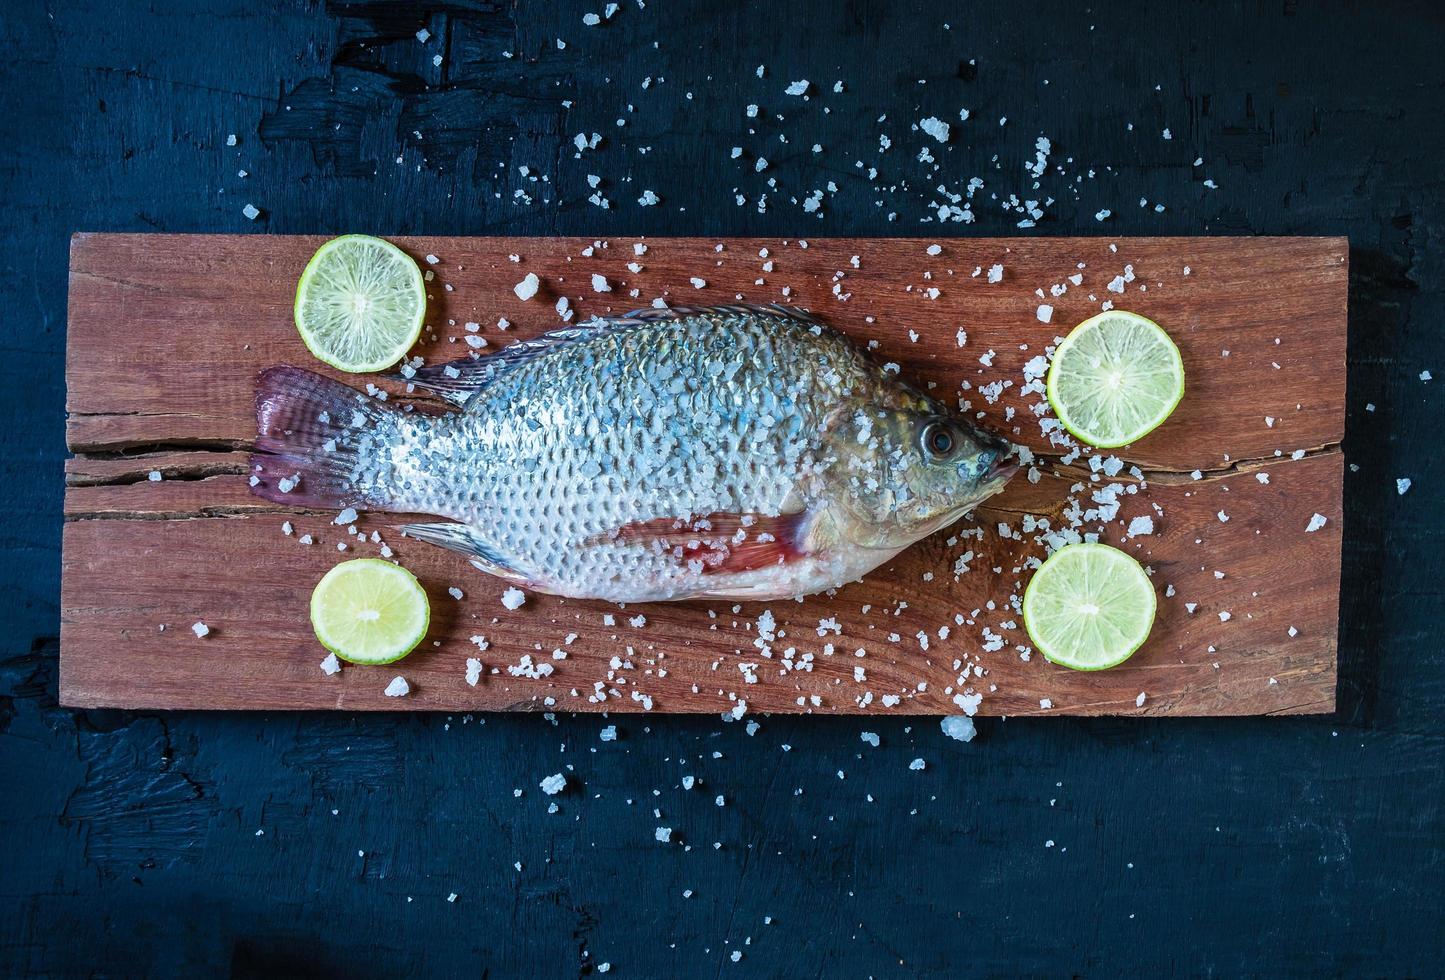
[[251, 304, 1016, 602]]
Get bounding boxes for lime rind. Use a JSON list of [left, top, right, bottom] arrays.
[[1022, 543, 1156, 671], [310, 558, 430, 665], [294, 234, 426, 373], [1045, 310, 1185, 449]]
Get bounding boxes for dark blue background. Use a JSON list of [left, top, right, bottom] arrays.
[[3, 1, 1442, 975]]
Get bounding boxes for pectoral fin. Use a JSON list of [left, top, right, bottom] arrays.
[[600, 511, 809, 575]]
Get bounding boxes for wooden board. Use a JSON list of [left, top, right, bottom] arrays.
[[61, 234, 1347, 715]]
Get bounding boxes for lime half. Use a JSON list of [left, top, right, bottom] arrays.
[[310, 558, 430, 665], [1046, 310, 1184, 448], [294, 235, 426, 373], [1022, 543, 1156, 671]]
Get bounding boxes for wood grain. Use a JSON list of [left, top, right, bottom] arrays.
[[62, 234, 1346, 714]]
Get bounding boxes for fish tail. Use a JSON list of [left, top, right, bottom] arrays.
[[249, 365, 409, 510]]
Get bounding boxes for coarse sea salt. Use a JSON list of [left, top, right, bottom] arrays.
[[320, 653, 341, 675], [919, 116, 950, 143], [191, 622, 210, 638], [513, 273, 540, 301], [540, 773, 566, 795], [384, 676, 410, 697], [501, 587, 527, 610], [940, 716, 976, 742]]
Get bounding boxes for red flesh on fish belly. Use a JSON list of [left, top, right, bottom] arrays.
[[603, 511, 808, 574]]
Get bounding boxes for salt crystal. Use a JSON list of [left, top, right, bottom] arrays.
[[1135, 692, 1147, 707], [465, 658, 483, 686], [784, 80, 810, 96], [540, 773, 566, 795], [1397, 477, 1412, 495], [655, 827, 672, 842], [908, 758, 926, 771], [1036, 304, 1053, 324], [191, 622, 210, 638], [513, 273, 540, 301], [242, 203, 260, 220], [1305, 513, 1328, 532], [147, 470, 162, 482], [448, 586, 464, 600], [320, 653, 341, 675], [940, 716, 975, 742], [384, 676, 410, 697], [860, 731, 880, 747], [919, 116, 950, 143], [591, 273, 610, 292]]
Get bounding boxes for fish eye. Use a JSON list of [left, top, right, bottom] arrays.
[[922, 421, 955, 459]]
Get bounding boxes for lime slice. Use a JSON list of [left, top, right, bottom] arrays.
[[1022, 543, 1156, 671], [310, 558, 430, 665], [1046, 310, 1184, 448], [294, 235, 426, 373]]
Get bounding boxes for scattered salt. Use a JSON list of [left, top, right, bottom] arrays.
[[940, 716, 976, 742], [513, 273, 540, 301]]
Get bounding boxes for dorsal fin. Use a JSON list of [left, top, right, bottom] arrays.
[[399, 304, 828, 404]]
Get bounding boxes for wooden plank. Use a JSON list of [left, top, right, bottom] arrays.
[[62, 234, 1346, 714]]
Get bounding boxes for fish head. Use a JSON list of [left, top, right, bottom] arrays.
[[824, 398, 1017, 550]]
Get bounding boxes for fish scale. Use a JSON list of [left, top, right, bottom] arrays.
[[251, 305, 1015, 602]]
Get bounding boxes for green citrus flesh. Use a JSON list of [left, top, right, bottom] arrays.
[[1046, 310, 1185, 449], [310, 558, 430, 665], [1022, 543, 1156, 671], [294, 234, 426, 373]]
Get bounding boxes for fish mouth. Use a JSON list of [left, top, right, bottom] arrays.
[[986, 459, 1020, 483]]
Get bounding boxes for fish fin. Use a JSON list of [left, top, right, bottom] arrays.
[[603, 511, 809, 575], [602, 303, 827, 328], [397, 522, 529, 583], [249, 366, 398, 509], [400, 358, 505, 405], [401, 305, 828, 404], [398, 322, 636, 403]]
